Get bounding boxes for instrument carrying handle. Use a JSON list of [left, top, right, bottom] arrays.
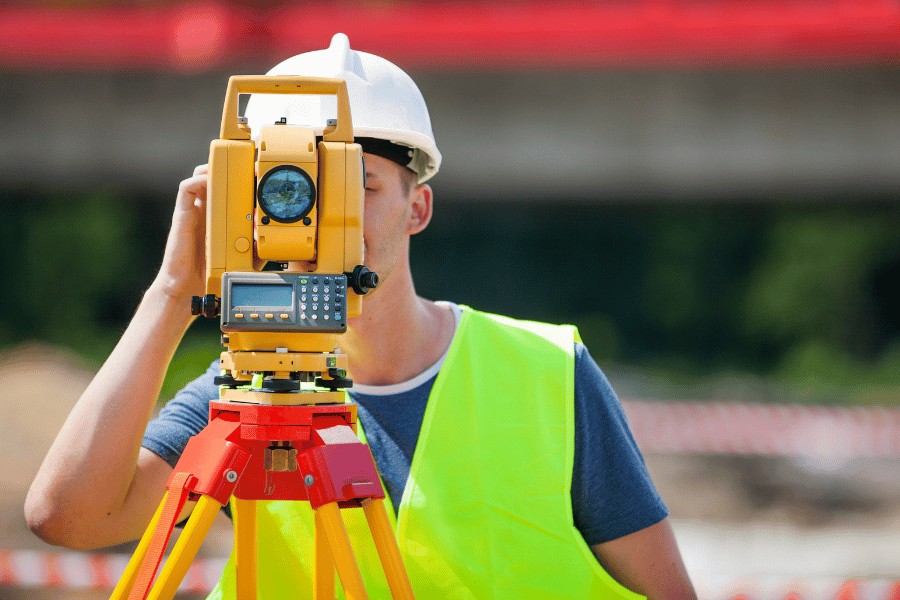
[[220, 76, 353, 143]]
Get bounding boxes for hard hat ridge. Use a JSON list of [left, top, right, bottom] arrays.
[[327, 33, 357, 76], [244, 33, 441, 183]]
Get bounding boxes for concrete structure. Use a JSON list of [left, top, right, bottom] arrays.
[[5, 68, 900, 201]]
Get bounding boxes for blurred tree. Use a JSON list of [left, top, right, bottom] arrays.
[[6, 194, 137, 353], [2, 191, 896, 404], [743, 210, 898, 359]]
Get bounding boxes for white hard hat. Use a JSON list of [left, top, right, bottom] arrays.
[[245, 33, 441, 183]]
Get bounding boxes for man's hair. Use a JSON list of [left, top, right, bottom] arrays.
[[399, 166, 417, 196]]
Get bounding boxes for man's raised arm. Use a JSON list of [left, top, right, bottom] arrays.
[[25, 166, 209, 549]]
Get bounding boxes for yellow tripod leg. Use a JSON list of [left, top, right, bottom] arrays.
[[146, 495, 222, 600], [316, 502, 368, 600], [362, 498, 415, 600], [314, 509, 336, 600], [233, 497, 257, 600], [110, 492, 169, 600]]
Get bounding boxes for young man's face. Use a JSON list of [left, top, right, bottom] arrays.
[[359, 153, 421, 285]]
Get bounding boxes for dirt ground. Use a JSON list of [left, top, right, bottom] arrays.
[[1, 343, 897, 599]]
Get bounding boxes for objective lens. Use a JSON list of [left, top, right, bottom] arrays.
[[257, 166, 315, 223]]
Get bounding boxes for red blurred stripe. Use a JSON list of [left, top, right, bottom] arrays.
[[0, 550, 12, 585], [89, 554, 113, 589], [269, 0, 900, 69], [1, 0, 900, 71]]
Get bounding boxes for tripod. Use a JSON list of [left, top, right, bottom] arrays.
[[111, 359, 415, 600]]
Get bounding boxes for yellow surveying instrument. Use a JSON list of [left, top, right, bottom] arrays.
[[112, 76, 414, 600]]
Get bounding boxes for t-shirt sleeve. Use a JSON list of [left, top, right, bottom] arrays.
[[572, 343, 669, 545], [142, 359, 220, 467]]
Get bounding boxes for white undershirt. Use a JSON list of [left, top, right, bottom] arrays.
[[351, 301, 462, 396]]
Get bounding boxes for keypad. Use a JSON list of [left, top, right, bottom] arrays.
[[223, 273, 348, 333], [296, 275, 347, 330]]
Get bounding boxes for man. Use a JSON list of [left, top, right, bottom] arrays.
[[27, 34, 695, 598]]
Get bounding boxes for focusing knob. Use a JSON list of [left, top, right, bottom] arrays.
[[191, 296, 203, 316], [347, 265, 379, 295], [200, 294, 220, 319]]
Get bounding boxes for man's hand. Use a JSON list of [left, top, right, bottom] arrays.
[[154, 164, 208, 303]]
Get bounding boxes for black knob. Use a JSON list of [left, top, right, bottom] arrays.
[[213, 374, 238, 387], [200, 294, 220, 318], [347, 265, 379, 295], [315, 375, 353, 390], [191, 296, 203, 316], [261, 378, 301, 392]]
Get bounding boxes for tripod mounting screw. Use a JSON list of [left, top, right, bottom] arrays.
[[304, 474, 314, 487], [261, 378, 302, 392], [225, 470, 238, 483]]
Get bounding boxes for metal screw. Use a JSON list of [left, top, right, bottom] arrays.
[[304, 474, 314, 487], [225, 470, 238, 482], [246, 214, 252, 220]]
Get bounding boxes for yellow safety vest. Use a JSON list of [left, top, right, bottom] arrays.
[[208, 307, 644, 599]]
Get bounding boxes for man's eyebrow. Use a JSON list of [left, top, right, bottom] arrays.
[[365, 171, 379, 181]]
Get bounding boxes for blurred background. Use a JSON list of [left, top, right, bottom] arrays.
[[0, 1, 898, 598]]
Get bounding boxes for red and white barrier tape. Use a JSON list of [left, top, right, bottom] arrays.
[[0, 549, 224, 593], [0, 549, 897, 599], [702, 578, 900, 600], [622, 401, 900, 458]]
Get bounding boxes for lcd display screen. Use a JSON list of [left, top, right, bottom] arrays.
[[231, 283, 293, 307]]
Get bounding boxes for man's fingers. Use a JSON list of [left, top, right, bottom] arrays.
[[192, 164, 209, 177], [177, 173, 208, 207]]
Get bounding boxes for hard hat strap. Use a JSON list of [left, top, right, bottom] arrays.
[[356, 137, 416, 174]]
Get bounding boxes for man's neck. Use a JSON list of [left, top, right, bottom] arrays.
[[343, 271, 455, 386]]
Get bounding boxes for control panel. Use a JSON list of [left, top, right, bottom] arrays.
[[221, 272, 347, 333]]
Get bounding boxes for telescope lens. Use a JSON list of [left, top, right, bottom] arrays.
[[257, 166, 316, 223]]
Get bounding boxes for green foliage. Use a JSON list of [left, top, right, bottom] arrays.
[[160, 324, 220, 401], [775, 339, 900, 405], [2, 192, 145, 345], [743, 212, 896, 355], [415, 201, 897, 405], [738, 210, 899, 402], [572, 312, 622, 362], [3, 190, 897, 406]]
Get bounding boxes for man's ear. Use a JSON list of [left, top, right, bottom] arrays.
[[406, 184, 433, 235]]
